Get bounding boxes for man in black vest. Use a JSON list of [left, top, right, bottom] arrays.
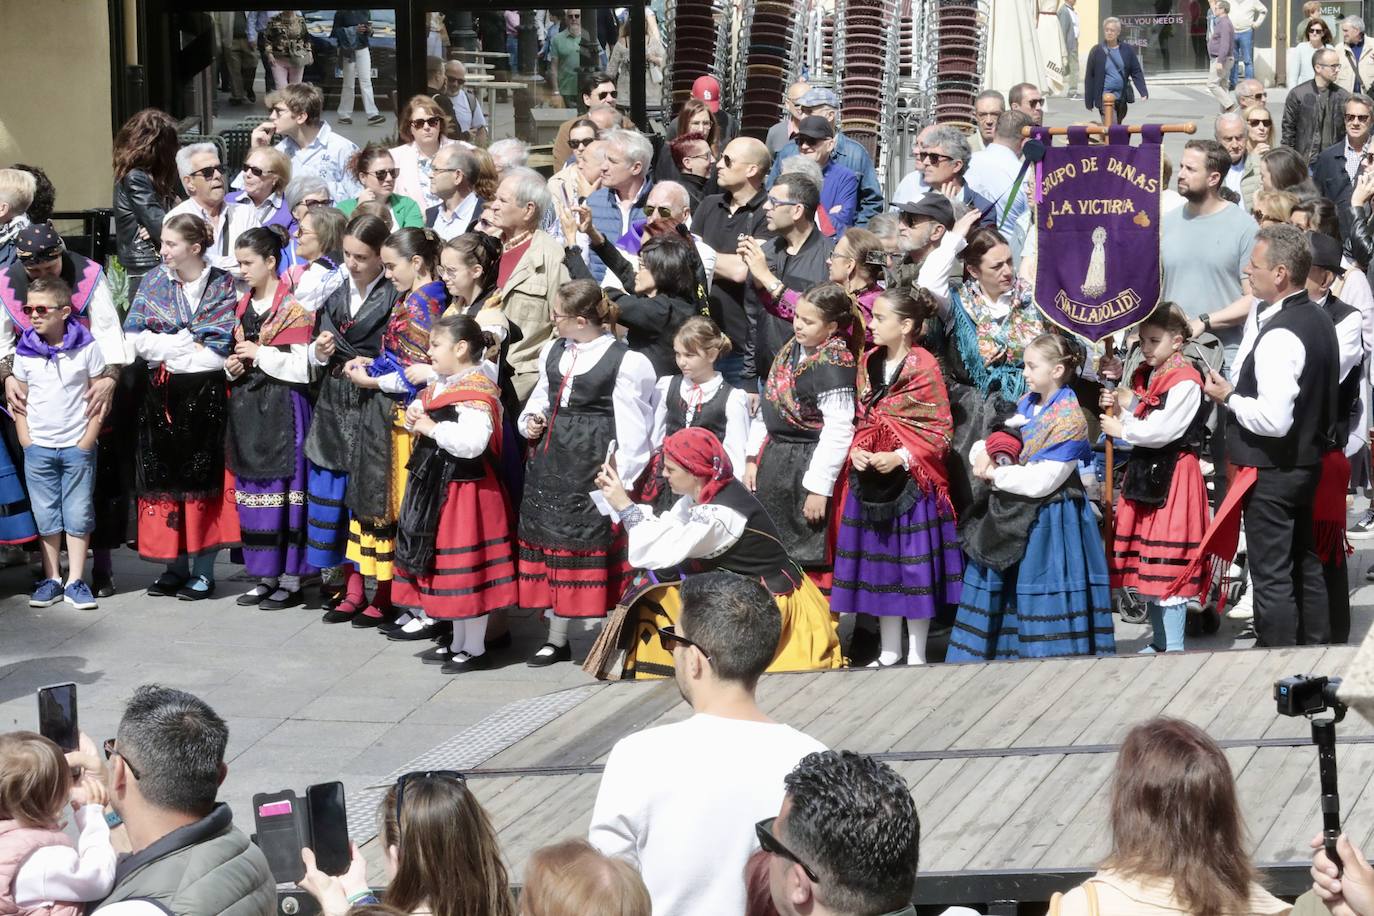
[[1203, 224, 1341, 646]]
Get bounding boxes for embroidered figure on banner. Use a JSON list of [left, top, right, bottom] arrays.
[[1081, 226, 1108, 298]]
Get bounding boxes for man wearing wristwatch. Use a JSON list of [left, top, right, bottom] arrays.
[[1201, 225, 1340, 647]]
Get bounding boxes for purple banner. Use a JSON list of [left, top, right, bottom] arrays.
[[1033, 136, 1162, 342]]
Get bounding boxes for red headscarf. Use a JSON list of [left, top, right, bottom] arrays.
[[663, 427, 733, 505]]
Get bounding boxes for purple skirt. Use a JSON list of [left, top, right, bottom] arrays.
[[234, 390, 318, 579], [829, 482, 963, 620]]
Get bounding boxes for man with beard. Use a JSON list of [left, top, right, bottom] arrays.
[[588, 571, 826, 916], [887, 192, 957, 296]]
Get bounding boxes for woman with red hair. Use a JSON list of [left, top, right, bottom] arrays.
[[591, 426, 842, 679]]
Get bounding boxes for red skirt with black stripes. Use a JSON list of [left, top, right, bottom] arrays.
[[1110, 452, 1211, 600], [392, 473, 518, 619]]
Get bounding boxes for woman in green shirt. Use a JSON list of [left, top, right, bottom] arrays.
[[338, 143, 424, 229]]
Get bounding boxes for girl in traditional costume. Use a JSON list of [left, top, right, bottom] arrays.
[[341, 227, 448, 627], [946, 333, 1115, 661], [830, 288, 964, 666], [392, 314, 518, 674], [641, 317, 750, 514], [305, 214, 397, 622], [123, 213, 240, 599], [1098, 303, 1210, 653], [517, 279, 656, 667], [226, 226, 317, 610], [588, 426, 843, 679], [745, 282, 860, 592]]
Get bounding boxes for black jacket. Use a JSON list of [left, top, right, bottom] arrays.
[[1083, 42, 1147, 110], [1312, 140, 1363, 259], [424, 197, 485, 235], [1282, 79, 1351, 164], [114, 169, 179, 273]]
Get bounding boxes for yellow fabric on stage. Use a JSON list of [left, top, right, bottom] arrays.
[[622, 577, 843, 680], [345, 411, 413, 582]]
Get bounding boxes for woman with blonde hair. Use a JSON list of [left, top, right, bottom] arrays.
[[227, 146, 293, 230], [521, 839, 650, 916], [1052, 718, 1288, 916], [1251, 188, 1299, 227]]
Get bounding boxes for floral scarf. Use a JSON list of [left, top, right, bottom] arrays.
[[947, 277, 1043, 399], [424, 368, 503, 455], [123, 264, 238, 356], [1017, 385, 1091, 464], [852, 346, 953, 500], [1130, 351, 1202, 419], [369, 280, 448, 402], [234, 282, 313, 348], [763, 336, 857, 431]]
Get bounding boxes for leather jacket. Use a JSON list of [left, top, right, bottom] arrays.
[[114, 169, 178, 273]]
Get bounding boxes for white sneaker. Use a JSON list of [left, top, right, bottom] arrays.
[[1350, 507, 1374, 539], [1226, 589, 1254, 620]]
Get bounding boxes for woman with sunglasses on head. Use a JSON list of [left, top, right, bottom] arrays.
[[286, 205, 347, 312], [339, 144, 424, 231], [225, 226, 317, 610], [298, 771, 515, 916], [592, 426, 842, 679], [226, 147, 293, 231], [1289, 16, 1334, 86], [123, 213, 240, 600], [391, 95, 460, 213]]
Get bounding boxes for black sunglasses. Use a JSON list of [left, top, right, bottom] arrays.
[[755, 817, 820, 882], [569, 137, 597, 149], [595, 89, 618, 100], [243, 164, 274, 179], [188, 165, 224, 180], [657, 624, 709, 657], [643, 204, 677, 219], [917, 151, 953, 164], [395, 770, 466, 832], [369, 168, 402, 181], [410, 116, 444, 130], [104, 738, 143, 781]]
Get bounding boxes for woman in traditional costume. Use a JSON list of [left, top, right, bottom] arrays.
[[123, 213, 240, 599]]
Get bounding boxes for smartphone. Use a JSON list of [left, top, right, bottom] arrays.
[[37, 683, 78, 752], [306, 782, 351, 877], [604, 439, 618, 472], [253, 790, 306, 884]]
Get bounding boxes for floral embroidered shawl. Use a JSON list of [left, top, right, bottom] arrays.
[[1017, 385, 1091, 464], [852, 345, 953, 500], [123, 264, 238, 356], [763, 336, 857, 431]]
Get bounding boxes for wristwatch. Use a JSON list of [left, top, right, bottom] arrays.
[[1199, 313, 1212, 332]]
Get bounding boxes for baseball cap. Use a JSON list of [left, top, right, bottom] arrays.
[[692, 75, 722, 112], [895, 192, 955, 229], [798, 87, 840, 110], [795, 115, 835, 141], [16, 222, 64, 263], [1309, 231, 1344, 273]]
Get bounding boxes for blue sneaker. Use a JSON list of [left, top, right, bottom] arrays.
[[64, 580, 98, 610], [29, 578, 64, 608]]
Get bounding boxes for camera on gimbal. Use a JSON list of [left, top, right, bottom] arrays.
[[1275, 674, 1345, 718]]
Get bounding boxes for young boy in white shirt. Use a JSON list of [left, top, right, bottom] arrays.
[[12, 277, 108, 609]]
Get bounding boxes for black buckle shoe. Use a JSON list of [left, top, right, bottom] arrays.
[[526, 642, 572, 667]]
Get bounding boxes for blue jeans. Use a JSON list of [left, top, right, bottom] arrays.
[[1232, 29, 1255, 82], [507, 35, 519, 72], [23, 444, 96, 537]]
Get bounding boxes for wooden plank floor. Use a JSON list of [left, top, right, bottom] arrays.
[[467, 647, 1373, 880]]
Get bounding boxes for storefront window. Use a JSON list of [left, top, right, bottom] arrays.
[[1110, 0, 1200, 73]]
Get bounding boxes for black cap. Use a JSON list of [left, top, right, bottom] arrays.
[[895, 192, 955, 229], [15, 222, 64, 263], [795, 115, 835, 141], [1309, 231, 1343, 273]]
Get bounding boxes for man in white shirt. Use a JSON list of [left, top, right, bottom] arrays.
[[965, 110, 1035, 255], [589, 571, 827, 916], [764, 751, 920, 916], [248, 83, 362, 202], [164, 144, 256, 272], [444, 60, 489, 145], [426, 146, 484, 241]]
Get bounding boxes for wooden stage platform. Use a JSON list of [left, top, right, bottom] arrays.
[[463, 646, 1374, 909]]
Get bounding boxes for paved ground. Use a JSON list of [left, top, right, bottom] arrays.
[[1, 84, 1360, 859]]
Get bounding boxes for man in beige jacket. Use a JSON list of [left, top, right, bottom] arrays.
[[487, 168, 569, 402], [1337, 15, 1374, 94]]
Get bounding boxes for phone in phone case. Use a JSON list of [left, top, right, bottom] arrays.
[[306, 781, 351, 877], [253, 790, 307, 884], [36, 682, 78, 752]]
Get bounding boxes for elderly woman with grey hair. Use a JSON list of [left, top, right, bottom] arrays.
[[283, 173, 334, 266], [485, 167, 570, 401]]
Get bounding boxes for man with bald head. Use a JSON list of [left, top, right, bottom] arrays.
[[1283, 46, 1351, 163], [1236, 77, 1267, 112], [443, 59, 487, 144], [694, 137, 774, 388], [1215, 111, 1258, 207], [767, 80, 812, 155]]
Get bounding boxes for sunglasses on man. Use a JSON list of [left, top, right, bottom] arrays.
[[188, 165, 225, 181], [656, 625, 709, 657], [755, 817, 820, 883]]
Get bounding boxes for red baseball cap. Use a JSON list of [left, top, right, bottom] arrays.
[[692, 75, 722, 112]]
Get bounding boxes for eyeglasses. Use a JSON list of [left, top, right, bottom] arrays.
[[755, 817, 820, 883], [432, 167, 459, 175], [104, 738, 143, 781], [721, 153, 735, 169], [569, 137, 597, 149], [550, 311, 574, 322], [394, 770, 466, 832], [269, 105, 292, 117], [826, 252, 854, 264], [657, 625, 709, 657], [369, 168, 402, 181], [410, 116, 444, 130], [766, 196, 801, 208], [1317, 61, 1341, 70], [917, 150, 953, 164], [796, 136, 828, 149], [243, 164, 274, 179], [300, 197, 333, 210], [1248, 118, 1272, 126], [1348, 113, 1372, 122], [643, 205, 677, 219], [1310, 25, 1325, 32], [21, 304, 60, 316], [188, 165, 224, 180], [595, 89, 618, 100], [1025, 98, 1046, 108], [682, 150, 715, 163], [294, 226, 317, 239]]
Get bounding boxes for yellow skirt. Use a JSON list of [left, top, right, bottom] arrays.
[[622, 576, 844, 680], [345, 411, 413, 582]]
